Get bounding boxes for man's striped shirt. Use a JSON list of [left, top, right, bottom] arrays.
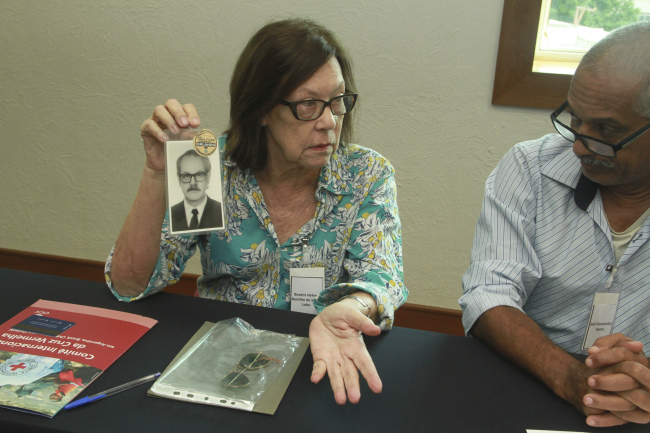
[[460, 134, 650, 353]]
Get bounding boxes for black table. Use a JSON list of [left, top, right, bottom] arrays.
[[0, 268, 645, 432]]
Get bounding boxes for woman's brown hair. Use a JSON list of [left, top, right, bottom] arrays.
[[225, 18, 356, 170]]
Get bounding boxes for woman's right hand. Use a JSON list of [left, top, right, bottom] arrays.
[[140, 99, 201, 173]]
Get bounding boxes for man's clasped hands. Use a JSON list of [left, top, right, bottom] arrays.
[[580, 333, 650, 427]]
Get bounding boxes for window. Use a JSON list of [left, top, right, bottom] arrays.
[[491, 0, 572, 109], [492, 0, 647, 109], [533, 1, 604, 75]]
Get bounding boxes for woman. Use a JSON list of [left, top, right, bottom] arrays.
[[106, 18, 407, 405]]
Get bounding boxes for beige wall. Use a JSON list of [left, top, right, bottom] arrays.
[[0, 0, 556, 310]]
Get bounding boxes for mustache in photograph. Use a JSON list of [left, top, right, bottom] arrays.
[[580, 155, 616, 169], [187, 186, 201, 191]]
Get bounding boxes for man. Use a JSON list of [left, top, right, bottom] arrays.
[[460, 22, 650, 427], [170, 150, 223, 231]]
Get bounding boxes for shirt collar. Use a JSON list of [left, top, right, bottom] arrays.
[[318, 145, 354, 196], [184, 196, 208, 222], [541, 145, 597, 211], [221, 135, 355, 196], [573, 174, 599, 211]]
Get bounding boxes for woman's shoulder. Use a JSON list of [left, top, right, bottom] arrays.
[[336, 143, 395, 178], [322, 144, 395, 195]]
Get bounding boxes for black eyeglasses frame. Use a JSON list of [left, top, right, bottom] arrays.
[[179, 172, 208, 183], [550, 100, 650, 157], [280, 93, 358, 121]]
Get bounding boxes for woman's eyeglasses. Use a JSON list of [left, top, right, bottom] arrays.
[[221, 352, 280, 388], [280, 93, 358, 121]]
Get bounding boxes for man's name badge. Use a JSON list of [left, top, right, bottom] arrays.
[[290, 267, 324, 315], [193, 129, 217, 157], [581, 292, 620, 350]]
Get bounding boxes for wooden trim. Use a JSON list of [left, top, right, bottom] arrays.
[[0, 248, 463, 335], [0, 248, 199, 296], [0, 248, 107, 283], [492, 0, 571, 109], [395, 303, 463, 336]]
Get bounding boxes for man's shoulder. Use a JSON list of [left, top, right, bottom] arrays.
[[171, 201, 184, 212], [495, 134, 574, 177], [204, 196, 223, 218], [510, 134, 581, 187], [488, 134, 578, 193], [510, 134, 572, 161], [205, 196, 221, 207]]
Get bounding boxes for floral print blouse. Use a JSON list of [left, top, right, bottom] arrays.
[[105, 135, 407, 330]]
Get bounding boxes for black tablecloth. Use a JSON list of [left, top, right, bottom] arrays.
[[0, 268, 645, 432]]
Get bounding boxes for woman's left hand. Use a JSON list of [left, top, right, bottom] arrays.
[[309, 302, 382, 404]]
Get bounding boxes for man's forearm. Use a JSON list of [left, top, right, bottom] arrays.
[[471, 306, 590, 409]]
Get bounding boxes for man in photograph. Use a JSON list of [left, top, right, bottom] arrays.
[[171, 150, 222, 231]]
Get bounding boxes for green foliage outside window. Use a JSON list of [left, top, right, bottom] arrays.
[[550, 0, 641, 31]]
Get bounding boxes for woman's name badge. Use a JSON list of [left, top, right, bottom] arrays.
[[290, 268, 324, 315], [581, 292, 620, 350]]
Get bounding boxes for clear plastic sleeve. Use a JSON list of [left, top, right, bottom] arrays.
[[150, 318, 306, 412]]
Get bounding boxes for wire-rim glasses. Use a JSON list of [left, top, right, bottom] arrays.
[[220, 352, 280, 388], [280, 93, 358, 121], [550, 100, 650, 157], [179, 172, 207, 183]]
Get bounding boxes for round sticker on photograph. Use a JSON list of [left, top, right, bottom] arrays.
[[193, 129, 218, 157]]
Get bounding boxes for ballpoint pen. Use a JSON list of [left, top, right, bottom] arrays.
[[64, 372, 161, 410]]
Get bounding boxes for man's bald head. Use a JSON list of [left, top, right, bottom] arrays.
[[575, 21, 650, 118]]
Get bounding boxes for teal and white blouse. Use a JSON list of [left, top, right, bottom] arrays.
[[105, 135, 407, 330]]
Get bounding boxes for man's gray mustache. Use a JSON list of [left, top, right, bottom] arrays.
[[580, 155, 616, 168]]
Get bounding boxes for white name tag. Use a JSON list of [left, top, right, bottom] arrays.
[[290, 267, 324, 315], [581, 293, 620, 350]]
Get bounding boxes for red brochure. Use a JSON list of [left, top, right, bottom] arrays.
[[0, 300, 157, 417]]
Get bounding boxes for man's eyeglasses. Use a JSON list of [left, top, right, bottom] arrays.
[[179, 172, 207, 183], [550, 100, 650, 157], [280, 93, 358, 121], [221, 352, 280, 388]]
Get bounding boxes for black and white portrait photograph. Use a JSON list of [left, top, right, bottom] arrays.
[[165, 139, 224, 234]]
